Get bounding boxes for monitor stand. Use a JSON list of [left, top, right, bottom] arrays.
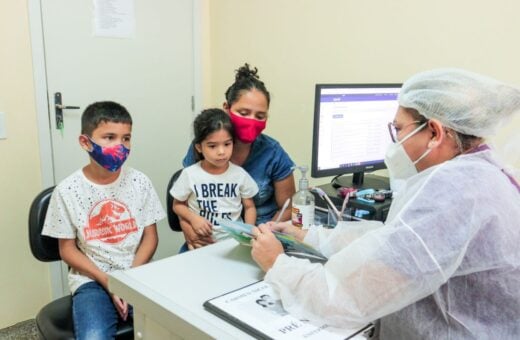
[[332, 172, 390, 190]]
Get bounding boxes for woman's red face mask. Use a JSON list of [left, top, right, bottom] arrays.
[[228, 110, 266, 143]]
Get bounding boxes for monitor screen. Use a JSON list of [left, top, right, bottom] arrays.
[[311, 83, 401, 186]]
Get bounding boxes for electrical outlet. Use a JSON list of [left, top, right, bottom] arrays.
[[0, 112, 6, 139]]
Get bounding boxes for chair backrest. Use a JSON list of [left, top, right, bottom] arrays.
[[166, 169, 183, 232], [28, 186, 60, 262]]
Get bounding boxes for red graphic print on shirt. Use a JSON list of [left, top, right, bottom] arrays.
[[84, 199, 138, 243]]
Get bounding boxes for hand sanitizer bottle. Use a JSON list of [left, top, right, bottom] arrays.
[[291, 165, 315, 229]]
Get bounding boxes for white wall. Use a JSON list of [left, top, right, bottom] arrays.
[[206, 0, 520, 186], [0, 0, 51, 328]]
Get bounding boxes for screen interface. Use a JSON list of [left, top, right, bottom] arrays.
[[315, 85, 400, 173]]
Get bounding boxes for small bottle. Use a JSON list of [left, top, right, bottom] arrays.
[[291, 165, 315, 229]]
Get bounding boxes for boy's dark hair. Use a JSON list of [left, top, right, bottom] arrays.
[[192, 108, 234, 160], [224, 63, 271, 108], [81, 101, 132, 136]]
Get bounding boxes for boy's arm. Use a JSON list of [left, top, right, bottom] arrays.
[[243, 197, 257, 225], [58, 238, 110, 290], [132, 224, 158, 267], [173, 199, 212, 236], [60, 238, 131, 320]]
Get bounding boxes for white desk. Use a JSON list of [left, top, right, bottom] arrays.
[[109, 239, 370, 339]]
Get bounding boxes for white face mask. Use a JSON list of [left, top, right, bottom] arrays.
[[385, 122, 431, 191]]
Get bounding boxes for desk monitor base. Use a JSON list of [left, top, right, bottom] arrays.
[[332, 173, 390, 190]]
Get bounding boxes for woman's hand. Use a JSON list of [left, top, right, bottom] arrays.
[[251, 224, 284, 272], [181, 220, 214, 249], [260, 220, 308, 242], [191, 215, 213, 237]]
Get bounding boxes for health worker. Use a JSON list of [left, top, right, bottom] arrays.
[[251, 68, 520, 339]]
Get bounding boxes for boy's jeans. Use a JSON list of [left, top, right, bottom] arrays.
[[72, 281, 132, 340]]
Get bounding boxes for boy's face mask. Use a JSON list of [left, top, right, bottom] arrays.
[[86, 137, 130, 172], [228, 110, 266, 144]]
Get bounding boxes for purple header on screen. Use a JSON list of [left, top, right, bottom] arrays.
[[320, 93, 398, 102]]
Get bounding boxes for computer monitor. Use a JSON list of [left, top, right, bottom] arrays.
[[311, 83, 401, 188]]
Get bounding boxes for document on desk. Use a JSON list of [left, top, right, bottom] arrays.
[[204, 281, 370, 339], [218, 219, 328, 263]]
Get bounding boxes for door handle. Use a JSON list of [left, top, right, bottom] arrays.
[[55, 104, 80, 110], [54, 92, 80, 130]]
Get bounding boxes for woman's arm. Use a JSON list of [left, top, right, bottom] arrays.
[[172, 199, 214, 248], [173, 199, 212, 237], [271, 174, 296, 222], [242, 197, 257, 225], [179, 218, 214, 249], [132, 224, 158, 267]]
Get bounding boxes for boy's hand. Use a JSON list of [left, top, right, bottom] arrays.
[[111, 294, 129, 321], [191, 215, 213, 237]]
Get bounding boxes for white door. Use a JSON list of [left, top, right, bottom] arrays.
[[30, 0, 197, 295]]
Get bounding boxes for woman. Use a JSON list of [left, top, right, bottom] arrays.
[[181, 63, 295, 250], [251, 68, 520, 339]]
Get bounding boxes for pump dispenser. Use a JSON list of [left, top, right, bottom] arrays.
[[291, 165, 315, 229]]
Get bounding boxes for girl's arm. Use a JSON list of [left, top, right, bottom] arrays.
[[242, 197, 257, 225], [173, 198, 212, 236], [132, 224, 158, 267], [271, 174, 296, 222], [179, 218, 214, 249]]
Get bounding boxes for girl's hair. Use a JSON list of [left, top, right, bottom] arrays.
[[192, 108, 234, 160], [224, 63, 271, 108]]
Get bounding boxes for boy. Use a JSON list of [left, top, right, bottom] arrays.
[[42, 101, 165, 339]]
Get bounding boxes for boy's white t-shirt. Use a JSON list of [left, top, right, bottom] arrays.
[[170, 162, 258, 239], [42, 167, 165, 294]]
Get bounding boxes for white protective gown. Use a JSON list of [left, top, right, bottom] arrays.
[[265, 148, 520, 339]]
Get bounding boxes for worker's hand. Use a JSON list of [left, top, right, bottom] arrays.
[[111, 294, 129, 321], [251, 224, 284, 272], [261, 220, 307, 242], [191, 215, 213, 237]]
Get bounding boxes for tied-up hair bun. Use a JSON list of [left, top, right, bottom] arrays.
[[225, 63, 271, 107], [235, 63, 260, 82]]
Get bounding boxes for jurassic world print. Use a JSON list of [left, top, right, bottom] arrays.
[[84, 199, 138, 243]]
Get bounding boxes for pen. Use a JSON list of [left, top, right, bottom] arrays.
[[275, 198, 291, 223]]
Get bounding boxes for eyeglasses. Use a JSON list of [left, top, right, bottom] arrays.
[[387, 120, 427, 143]]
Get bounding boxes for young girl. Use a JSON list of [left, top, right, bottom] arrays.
[[171, 108, 258, 250]]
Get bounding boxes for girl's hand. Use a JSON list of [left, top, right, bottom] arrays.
[[111, 294, 129, 321], [181, 221, 214, 249], [191, 216, 213, 237], [251, 224, 284, 272]]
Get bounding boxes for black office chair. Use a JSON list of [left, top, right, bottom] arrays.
[[166, 169, 183, 232], [28, 187, 133, 340]]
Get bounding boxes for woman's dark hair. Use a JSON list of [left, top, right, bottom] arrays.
[[192, 108, 234, 160], [224, 63, 271, 108], [405, 107, 482, 152]]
